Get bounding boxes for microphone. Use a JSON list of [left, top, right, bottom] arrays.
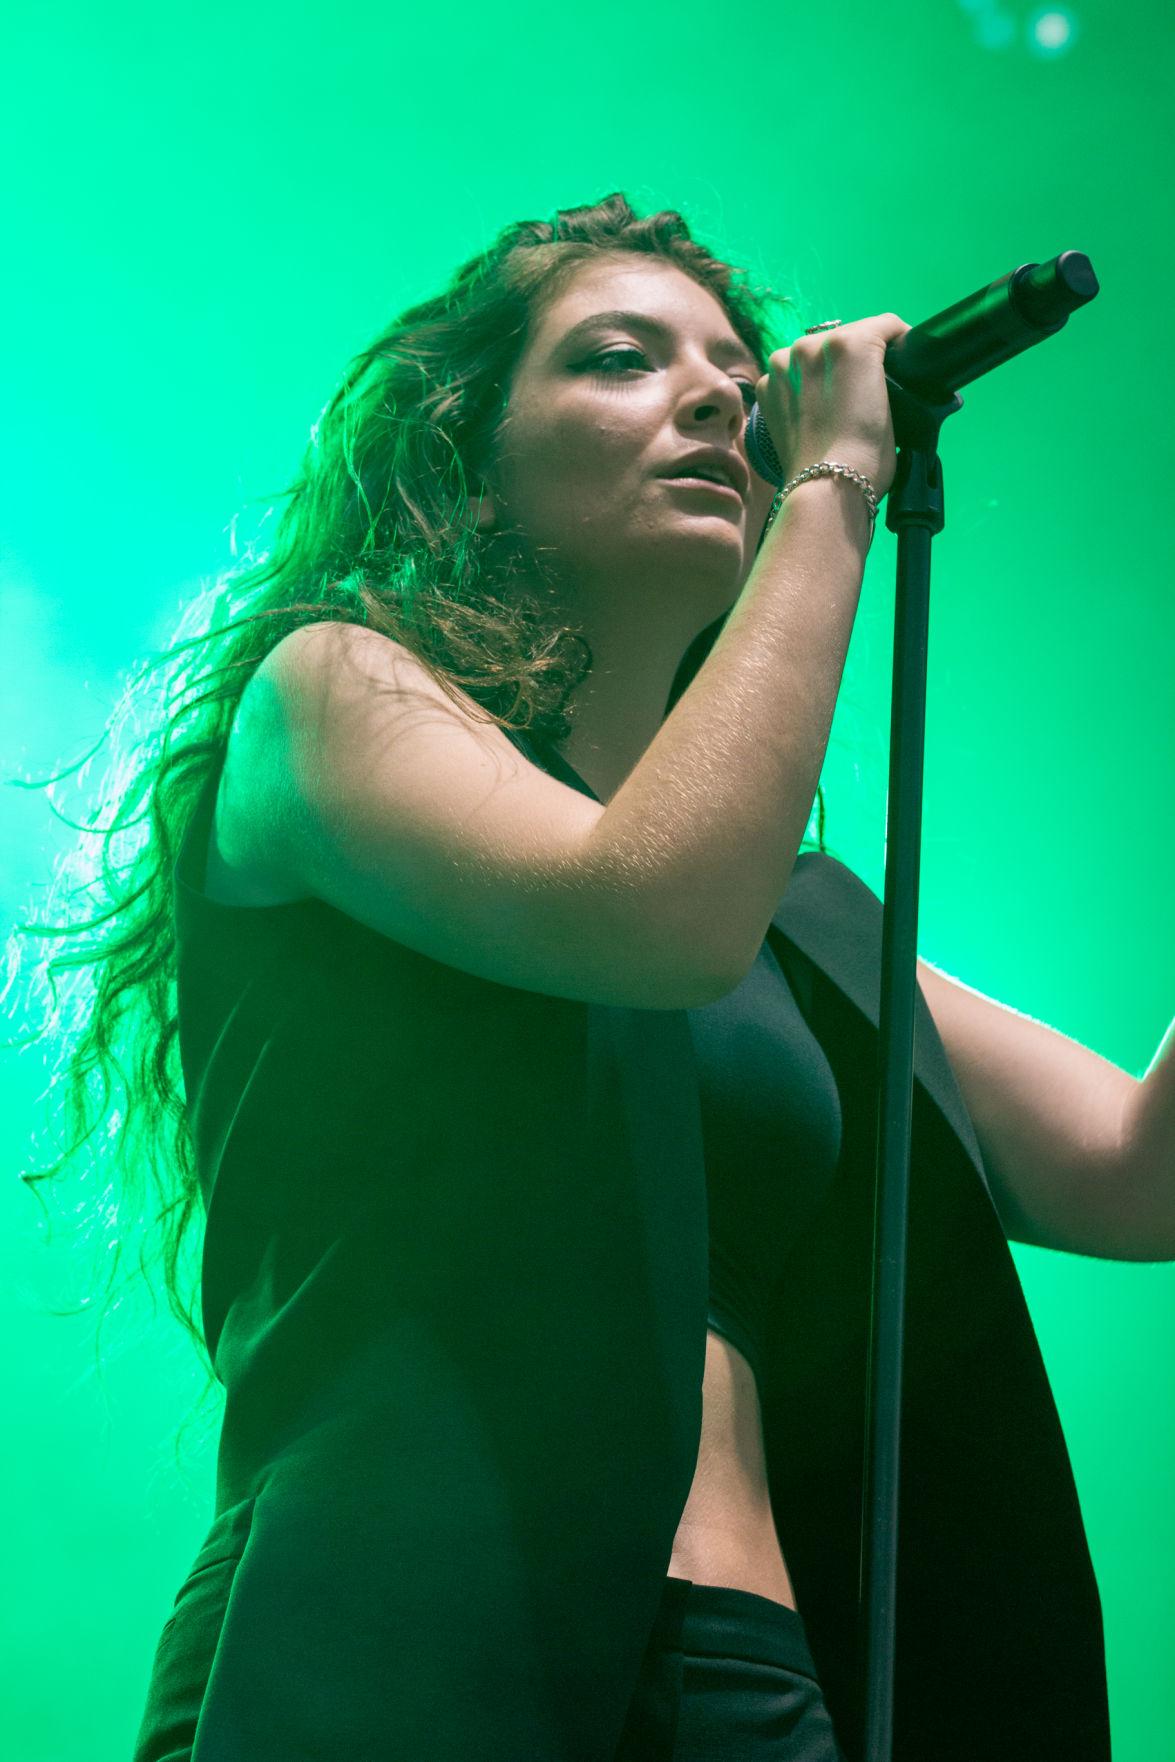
[[744, 251, 1099, 486]]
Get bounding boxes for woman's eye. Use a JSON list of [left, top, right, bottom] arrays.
[[585, 349, 757, 408], [587, 347, 648, 372]]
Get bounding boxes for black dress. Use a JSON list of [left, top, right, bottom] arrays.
[[131, 733, 1109, 1761]]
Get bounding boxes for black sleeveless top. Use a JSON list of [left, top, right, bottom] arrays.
[[164, 730, 1111, 1762], [178, 730, 842, 1388], [508, 736, 843, 1384]]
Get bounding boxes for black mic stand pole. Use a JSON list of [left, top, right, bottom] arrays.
[[857, 250, 1097, 1758], [853, 373, 961, 1762]]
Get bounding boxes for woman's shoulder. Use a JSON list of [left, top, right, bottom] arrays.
[[202, 764, 310, 908]]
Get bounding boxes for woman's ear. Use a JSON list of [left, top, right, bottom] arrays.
[[467, 484, 497, 531]]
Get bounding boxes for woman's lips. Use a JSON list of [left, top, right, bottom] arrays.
[[661, 475, 743, 504]]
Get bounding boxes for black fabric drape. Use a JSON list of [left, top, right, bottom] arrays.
[[147, 746, 1108, 1762]]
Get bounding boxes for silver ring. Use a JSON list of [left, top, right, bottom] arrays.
[[803, 320, 844, 334]]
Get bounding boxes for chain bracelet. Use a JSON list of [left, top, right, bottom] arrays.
[[762, 461, 879, 548]]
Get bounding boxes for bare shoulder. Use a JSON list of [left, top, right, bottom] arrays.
[[203, 621, 366, 908], [200, 649, 313, 908], [203, 774, 305, 907], [254, 618, 508, 749]]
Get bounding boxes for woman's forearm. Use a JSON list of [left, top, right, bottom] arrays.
[[590, 473, 872, 993]]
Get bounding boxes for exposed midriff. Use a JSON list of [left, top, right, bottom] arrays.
[[667, 1327, 799, 1610]]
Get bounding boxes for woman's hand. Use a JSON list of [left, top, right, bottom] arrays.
[[754, 313, 913, 500]]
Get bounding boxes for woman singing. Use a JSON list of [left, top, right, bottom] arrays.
[[21, 193, 1162, 1761]]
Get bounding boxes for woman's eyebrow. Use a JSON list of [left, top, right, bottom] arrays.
[[557, 308, 760, 371]]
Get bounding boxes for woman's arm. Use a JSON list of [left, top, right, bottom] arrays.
[[1119, 1012, 1175, 1258], [592, 473, 873, 987], [917, 957, 1174, 1263]]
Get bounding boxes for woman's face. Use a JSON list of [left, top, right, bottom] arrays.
[[473, 255, 777, 603]]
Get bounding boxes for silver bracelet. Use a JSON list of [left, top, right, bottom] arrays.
[[763, 460, 879, 547]]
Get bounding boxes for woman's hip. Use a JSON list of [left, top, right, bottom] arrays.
[[614, 1576, 849, 1762]]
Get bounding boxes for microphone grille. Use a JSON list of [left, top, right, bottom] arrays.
[[745, 404, 782, 486]]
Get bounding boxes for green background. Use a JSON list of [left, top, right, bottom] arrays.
[[3, 1, 1172, 1757]]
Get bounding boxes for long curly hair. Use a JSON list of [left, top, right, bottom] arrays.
[[5, 190, 831, 1450]]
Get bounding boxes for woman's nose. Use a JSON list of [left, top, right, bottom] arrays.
[[689, 375, 746, 433]]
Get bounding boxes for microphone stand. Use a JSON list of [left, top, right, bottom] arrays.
[[853, 373, 962, 1762], [851, 253, 1097, 1760], [743, 250, 1097, 1762]]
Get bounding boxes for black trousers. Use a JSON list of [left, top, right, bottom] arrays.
[[614, 1577, 848, 1761], [131, 1490, 848, 1761]]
